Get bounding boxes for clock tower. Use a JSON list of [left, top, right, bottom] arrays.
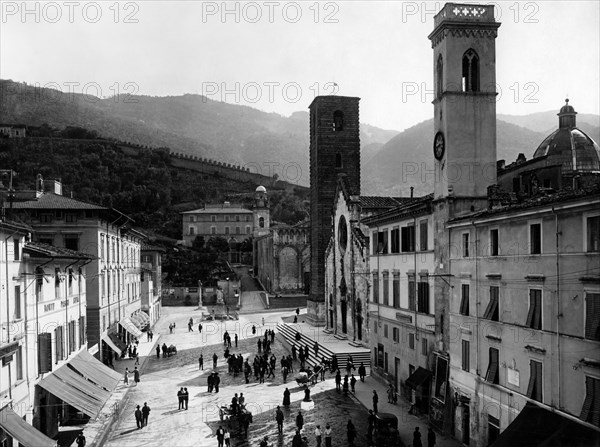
[[429, 3, 500, 205]]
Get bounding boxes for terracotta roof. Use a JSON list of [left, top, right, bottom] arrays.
[[23, 242, 96, 260], [359, 196, 408, 208], [8, 193, 107, 210], [362, 195, 433, 225], [181, 207, 252, 214]]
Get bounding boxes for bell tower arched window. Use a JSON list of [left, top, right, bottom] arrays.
[[436, 54, 443, 98], [335, 152, 342, 168], [462, 49, 480, 92], [333, 110, 344, 131], [259, 217, 265, 228]]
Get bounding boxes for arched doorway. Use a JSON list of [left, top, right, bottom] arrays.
[[341, 299, 347, 333]]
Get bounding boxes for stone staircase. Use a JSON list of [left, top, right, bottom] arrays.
[[276, 323, 371, 370]]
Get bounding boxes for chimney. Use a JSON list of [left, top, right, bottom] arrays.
[[46, 178, 63, 195], [516, 153, 527, 164], [497, 160, 505, 170]]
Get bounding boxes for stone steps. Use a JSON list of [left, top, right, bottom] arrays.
[[276, 323, 371, 370]]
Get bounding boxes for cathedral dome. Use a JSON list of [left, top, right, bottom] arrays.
[[256, 185, 267, 193], [533, 100, 600, 174]]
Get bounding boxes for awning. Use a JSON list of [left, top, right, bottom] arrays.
[[0, 341, 19, 359], [491, 402, 600, 447], [101, 333, 124, 356], [37, 374, 104, 418], [53, 365, 111, 403], [129, 314, 144, 328], [119, 317, 142, 338], [137, 311, 150, 324], [0, 405, 56, 447], [405, 367, 432, 389], [69, 349, 121, 391]]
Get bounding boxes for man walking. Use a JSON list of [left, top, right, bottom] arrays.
[[124, 368, 129, 385], [141, 402, 151, 426], [275, 405, 284, 434], [350, 374, 357, 393], [134, 405, 143, 429], [296, 411, 304, 431], [372, 390, 379, 414], [183, 388, 189, 409], [199, 354, 204, 370], [358, 362, 366, 382], [314, 425, 322, 447], [428, 427, 437, 447], [216, 426, 225, 447], [75, 432, 86, 447], [213, 352, 218, 369], [413, 427, 423, 447], [214, 372, 220, 392], [133, 367, 140, 384], [234, 334, 238, 347], [198, 322, 203, 333], [324, 423, 332, 447], [155, 345, 160, 359]]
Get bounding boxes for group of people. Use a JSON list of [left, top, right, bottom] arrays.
[[177, 387, 190, 409], [123, 367, 140, 385], [222, 330, 238, 348], [133, 403, 151, 429]]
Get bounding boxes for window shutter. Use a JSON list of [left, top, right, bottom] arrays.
[[585, 293, 600, 341], [533, 291, 542, 330], [38, 333, 52, 373], [526, 292, 536, 327]]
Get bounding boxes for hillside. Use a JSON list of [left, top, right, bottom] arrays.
[[0, 80, 399, 187], [0, 137, 310, 237]]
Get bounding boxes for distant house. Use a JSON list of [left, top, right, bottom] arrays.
[[0, 124, 27, 138]]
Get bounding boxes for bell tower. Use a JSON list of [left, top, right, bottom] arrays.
[[307, 96, 361, 326], [429, 3, 500, 206], [253, 185, 270, 238]]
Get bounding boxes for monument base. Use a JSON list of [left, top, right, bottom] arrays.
[[305, 299, 326, 327]]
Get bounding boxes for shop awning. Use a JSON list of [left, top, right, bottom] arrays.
[[136, 311, 150, 324], [0, 406, 56, 447], [69, 349, 121, 391], [129, 314, 144, 328], [101, 333, 124, 356], [53, 365, 110, 403], [119, 317, 142, 338], [491, 402, 600, 447], [37, 374, 104, 418], [405, 367, 432, 389]]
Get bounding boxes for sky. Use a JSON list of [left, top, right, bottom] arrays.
[[1, 1, 599, 131]]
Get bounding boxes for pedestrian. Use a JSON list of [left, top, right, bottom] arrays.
[[296, 411, 304, 431], [178, 387, 184, 409], [213, 352, 218, 368], [239, 392, 245, 407], [124, 368, 129, 385], [184, 387, 189, 409], [252, 325, 256, 335], [258, 339, 262, 353], [198, 323, 203, 333], [350, 374, 357, 393], [372, 390, 378, 413], [134, 405, 143, 429], [314, 425, 322, 447], [199, 354, 204, 370], [296, 307, 300, 316], [216, 425, 225, 447], [314, 341, 319, 358], [275, 405, 284, 434], [358, 362, 366, 382], [133, 367, 140, 384], [155, 345, 160, 359], [325, 423, 332, 447], [347, 419, 357, 446], [367, 410, 376, 442], [214, 372, 220, 392], [262, 317, 265, 326], [293, 315, 298, 323], [75, 432, 86, 447], [234, 333, 238, 347], [283, 388, 291, 409], [428, 427, 436, 447], [292, 430, 302, 447], [162, 343, 168, 358], [142, 402, 151, 427], [413, 427, 422, 447], [207, 373, 214, 392], [335, 370, 342, 392], [134, 350, 140, 366], [224, 429, 231, 447], [388, 383, 395, 403]]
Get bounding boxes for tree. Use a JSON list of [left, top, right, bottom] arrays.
[[206, 236, 230, 253], [192, 235, 205, 251]]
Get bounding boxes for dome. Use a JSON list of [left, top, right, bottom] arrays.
[[533, 100, 600, 174], [255, 185, 267, 193]]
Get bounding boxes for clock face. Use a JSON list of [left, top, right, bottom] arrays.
[[434, 132, 445, 160]]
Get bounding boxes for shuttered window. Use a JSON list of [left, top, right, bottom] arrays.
[[383, 273, 389, 306], [372, 273, 379, 304], [526, 289, 542, 330], [483, 286, 499, 321], [408, 280, 416, 311], [485, 348, 499, 384], [79, 316, 86, 348], [401, 226, 415, 252], [460, 284, 470, 316], [581, 376, 600, 428], [587, 216, 600, 252], [38, 333, 52, 373], [391, 227, 400, 253], [392, 275, 400, 309], [526, 360, 543, 402], [585, 293, 600, 341], [409, 333, 415, 350], [420, 220, 428, 251], [55, 326, 64, 362], [417, 281, 430, 314], [462, 340, 470, 371]]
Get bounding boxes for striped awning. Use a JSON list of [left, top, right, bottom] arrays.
[[119, 317, 142, 338], [0, 406, 56, 447]]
